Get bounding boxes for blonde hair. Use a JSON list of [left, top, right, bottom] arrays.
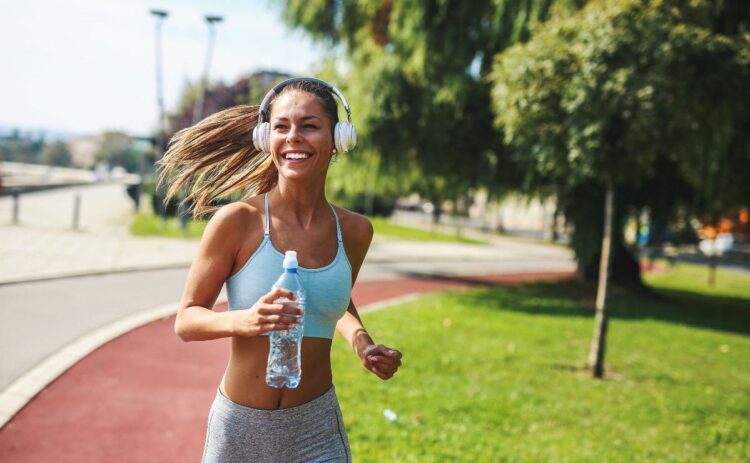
[[157, 80, 341, 219], [156, 105, 277, 219]]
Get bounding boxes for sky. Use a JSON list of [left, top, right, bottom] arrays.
[[0, 0, 326, 137]]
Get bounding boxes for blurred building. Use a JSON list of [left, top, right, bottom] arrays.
[[393, 190, 564, 242], [470, 191, 562, 240], [68, 136, 97, 168]]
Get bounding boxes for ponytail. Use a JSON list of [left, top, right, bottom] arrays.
[[156, 105, 278, 219]]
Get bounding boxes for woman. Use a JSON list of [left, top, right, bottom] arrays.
[[158, 77, 402, 462]]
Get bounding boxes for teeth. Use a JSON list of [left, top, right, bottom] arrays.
[[284, 152, 310, 160]]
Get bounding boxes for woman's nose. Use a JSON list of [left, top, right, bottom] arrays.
[[286, 124, 302, 143]]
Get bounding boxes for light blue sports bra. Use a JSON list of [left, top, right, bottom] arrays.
[[225, 193, 353, 339]]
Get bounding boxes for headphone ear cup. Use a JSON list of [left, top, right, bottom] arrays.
[[253, 122, 270, 153], [334, 122, 357, 152], [263, 123, 271, 153]]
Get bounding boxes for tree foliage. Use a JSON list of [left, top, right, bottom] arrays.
[[39, 141, 72, 167], [0, 130, 46, 164], [95, 131, 140, 173], [278, 0, 587, 207], [491, 0, 750, 281]]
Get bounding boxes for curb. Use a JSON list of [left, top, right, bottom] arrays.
[[0, 263, 192, 287]]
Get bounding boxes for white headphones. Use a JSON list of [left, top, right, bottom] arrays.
[[252, 77, 357, 154]]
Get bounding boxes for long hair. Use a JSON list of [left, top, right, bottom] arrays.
[[156, 80, 340, 219]]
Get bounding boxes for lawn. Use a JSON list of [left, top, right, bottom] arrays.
[[332, 263, 750, 462], [130, 212, 207, 239]]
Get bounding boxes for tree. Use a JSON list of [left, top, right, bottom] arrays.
[[39, 141, 72, 167], [491, 0, 750, 377], [94, 131, 139, 173], [0, 130, 46, 164], [278, 0, 587, 217]]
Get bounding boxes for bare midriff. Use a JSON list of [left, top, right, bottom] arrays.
[[219, 335, 333, 410]]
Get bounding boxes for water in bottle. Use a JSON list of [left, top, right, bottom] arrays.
[[266, 250, 306, 389]]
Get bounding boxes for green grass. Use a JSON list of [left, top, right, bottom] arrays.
[[371, 217, 487, 244], [333, 263, 750, 462], [644, 259, 750, 300], [130, 212, 207, 239]]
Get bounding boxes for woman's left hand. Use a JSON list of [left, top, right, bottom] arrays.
[[362, 344, 402, 380]]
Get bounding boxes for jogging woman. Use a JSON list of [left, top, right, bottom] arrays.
[[158, 77, 402, 462]]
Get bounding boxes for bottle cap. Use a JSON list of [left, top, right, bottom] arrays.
[[283, 250, 298, 269]]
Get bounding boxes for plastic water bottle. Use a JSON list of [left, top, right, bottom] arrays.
[[266, 250, 306, 389]]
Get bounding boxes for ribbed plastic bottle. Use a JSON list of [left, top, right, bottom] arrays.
[[265, 250, 306, 389]]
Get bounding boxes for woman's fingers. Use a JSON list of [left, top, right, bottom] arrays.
[[366, 357, 401, 377], [262, 322, 293, 332], [261, 287, 295, 303], [362, 345, 403, 379], [263, 314, 302, 324], [367, 354, 402, 367], [258, 303, 304, 317], [370, 365, 394, 380]]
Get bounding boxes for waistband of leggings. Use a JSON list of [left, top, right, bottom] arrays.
[[212, 385, 338, 423]]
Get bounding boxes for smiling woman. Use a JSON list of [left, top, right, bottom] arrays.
[[156, 78, 401, 463]]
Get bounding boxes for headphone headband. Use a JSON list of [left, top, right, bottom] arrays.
[[257, 77, 353, 125]]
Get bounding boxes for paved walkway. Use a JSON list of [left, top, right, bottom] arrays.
[[0, 183, 197, 284], [0, 270, 571, 463]]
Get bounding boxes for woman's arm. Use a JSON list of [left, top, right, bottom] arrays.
[[335, 210, 373, 352], [174, 203, 244, 341], [336, 211, 402, 379], [337, 302, 376, 360]]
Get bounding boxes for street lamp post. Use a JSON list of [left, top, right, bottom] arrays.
[[192, 15, 224, 125], [150, 9, 168, 218], [178, 14, 222, 233], [151, 9, 168, 153]]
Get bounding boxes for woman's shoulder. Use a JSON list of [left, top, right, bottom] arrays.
[[205, 196, 265, 236], [332, 205, 374, 248]]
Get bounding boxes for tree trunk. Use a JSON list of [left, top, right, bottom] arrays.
[[587, 179, 615, 379], [431, 195, 441, 225], [708, 253, 718, 287], [568, 181, 643, 289], [550, 200, 559, 243]]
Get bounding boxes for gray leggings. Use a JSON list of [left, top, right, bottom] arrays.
[[201, 386, 351, 463]]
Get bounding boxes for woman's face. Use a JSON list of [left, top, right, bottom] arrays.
[[269, 90, 335, 183]]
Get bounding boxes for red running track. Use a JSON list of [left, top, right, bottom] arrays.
[[0, 272, 570, 462]]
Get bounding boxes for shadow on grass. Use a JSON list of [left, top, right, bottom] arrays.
[[613, 287, 750, 336], [405, 272, 750, 337]]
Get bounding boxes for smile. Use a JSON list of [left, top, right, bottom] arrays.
[[282, 152, 311, 160]]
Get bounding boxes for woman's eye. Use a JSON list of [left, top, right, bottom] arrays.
[[273, 124, 287, 130], [304, 124, 318, 129]]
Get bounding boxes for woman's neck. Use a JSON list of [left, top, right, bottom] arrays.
[[271, 178, 330, 229]]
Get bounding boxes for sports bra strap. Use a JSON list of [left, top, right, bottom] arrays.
[[264, 192, 270, 236], [329, 204, 343, 243], [265, 192, 342, 243]]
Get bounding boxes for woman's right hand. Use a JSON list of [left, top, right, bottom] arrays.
[[232, 287, 304, 337]]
